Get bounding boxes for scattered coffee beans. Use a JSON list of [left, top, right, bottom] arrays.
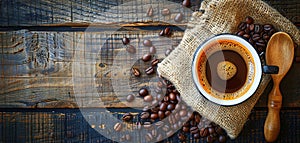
[[113, 122, 122, 132], [131, 67, 141, 77], [174, 13, 184, 22], [182, 0, 191, 7], [126, 94, 135, 102], [147, 6, 153, 17], [145, 66, 155, 75], [122, 113, 133, 122], [122, 37, 130, 45], [142, 53, 152, 62], [236, 16, 277, 53], [143, 39, 152, 47], [149, 46, 156, 54], [139, 88, 149, 97], [126, 45, 136, 54], [144, 95, 153, 102], [161, 8, 170, 16]]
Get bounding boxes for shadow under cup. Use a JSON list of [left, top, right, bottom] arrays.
[[192, 34, 278, 106]]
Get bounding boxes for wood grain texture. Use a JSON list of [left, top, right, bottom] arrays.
[[0, 0, 299, 26], [0, 109, 299, 142], [0, 0, 300, 108]]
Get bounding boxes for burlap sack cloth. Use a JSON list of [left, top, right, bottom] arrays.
[[157, 0, 300, 139]]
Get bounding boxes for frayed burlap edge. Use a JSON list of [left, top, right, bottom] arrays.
[[157, 0, 300, 139]]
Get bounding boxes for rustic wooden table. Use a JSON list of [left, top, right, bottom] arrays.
[[0, 0, 299, 142]]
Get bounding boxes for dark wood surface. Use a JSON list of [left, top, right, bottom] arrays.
[[0, 0, 300, 142]]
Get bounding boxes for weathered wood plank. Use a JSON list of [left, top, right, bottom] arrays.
[[0, 109, 299, 142], [1, 28, 300, 108], [0, 0, 299, 26]]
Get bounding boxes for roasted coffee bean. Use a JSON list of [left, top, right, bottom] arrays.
[[238, 22, 247, 31], [164, 27, 171, 36], [174, 104, 181, 111], [163, 96, 169, 102], [194, 114, 201, 123], [140, 112, 150, 119], [218, 135, 227, 143], [254, 24, 262, 33], [147, 6, 153, 17], [245, 16, 254, 24], [252, 33, 261, 41], [156, 134, 163, 142], [122, 37, 130, 45], [149, 46, 156, 54], [178, 133, 186, 141], [208, 127, 215, 134], [179, 110, 187, 117], [167, 103, 175, 110], [169, 92, 176, 101], [142, 53, 152, 62], [143, 39, 152, 47], [174, 13, 183, 22], [139, 88, 149, 97], [190, 126, 199, 134], [126, 45, 136, 53], [249, 24, 255, 31], [131, 67, 141, 77], [263, 33, 270, 40], [200, 128, 209, 137], [182, 126, 190, 133], [237, 30, 245, 36], [206, 135, 214, 143], [264, 24, 273, 31], [159, 29, 165, 36], [144, 95, 153, 102], [165, 111, 171, 116], [182, 0, 191, 7], [122, 113, 133, 122], [113, 122, 122, 132], [151, 59, 159, 66], [145, 66, 155, 75], [126, 94, 135, 102], [150, 113, 158, 120], [158, 111, 165, 119], [243, 34, 250, 39], [145, 132, 153, 142], [159, 102, 168, 111], [166, 130, 174, 137], [256, 39, 266, 47], [249, 38, 254, 45], [193, 133, 200, 139], [157, 80, 164, 88], [161, 8, 170, 16]]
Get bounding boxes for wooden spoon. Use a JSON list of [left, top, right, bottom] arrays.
[[264, 32, 294, 142]]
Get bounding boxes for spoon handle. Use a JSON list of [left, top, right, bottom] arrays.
[[264, 84, 282, 142]]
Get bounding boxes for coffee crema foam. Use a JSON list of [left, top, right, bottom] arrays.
[[196, 40, 256, 100]]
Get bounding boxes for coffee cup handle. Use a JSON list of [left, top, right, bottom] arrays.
[[263, 65, 279, 74]]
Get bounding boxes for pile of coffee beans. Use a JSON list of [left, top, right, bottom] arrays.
[[118, 27, 229, 142], [236, 16, 277, 54]]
